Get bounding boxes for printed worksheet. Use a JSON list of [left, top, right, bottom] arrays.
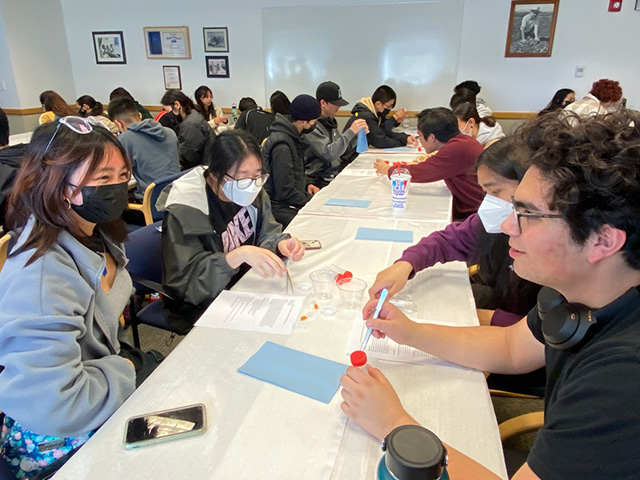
[[346, 315, 462, 365], [196, 291, 305, 335]]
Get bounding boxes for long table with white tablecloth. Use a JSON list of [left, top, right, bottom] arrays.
[[53, 150, 507, 479]]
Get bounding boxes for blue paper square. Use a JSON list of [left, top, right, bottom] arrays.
[[356, 227, 413, 243], [237, 341, 348, 404], [325, 198, 371, 208]]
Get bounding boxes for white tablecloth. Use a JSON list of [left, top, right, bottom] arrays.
[[53, 153, 507, 480]]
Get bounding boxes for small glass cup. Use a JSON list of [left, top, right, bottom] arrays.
[[309, 270, 335, 300], [337, 277, 367, 310]]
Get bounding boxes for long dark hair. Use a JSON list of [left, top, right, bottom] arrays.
[[539, 88, 574, 116], [76, 95, 105, 117], [39, 90, 76, 118], [471, 139, 539, 312], [453, 102, 497, 128], [205, 130, 262, 192], [7, 121, 131, 264], [160, 90, 195, 115], [194, 85, 216, 121], [269, 91, 290, 115]]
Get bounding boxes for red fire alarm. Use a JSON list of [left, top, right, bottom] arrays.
[[608, 0, 622, 11]]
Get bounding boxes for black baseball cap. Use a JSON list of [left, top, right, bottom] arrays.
[[316, 81, 349, 107]]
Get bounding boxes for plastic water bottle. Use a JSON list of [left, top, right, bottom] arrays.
[[231, 103, 238, 124], [377, 425, 449, 480]]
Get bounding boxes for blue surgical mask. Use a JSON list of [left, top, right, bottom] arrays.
[[477, 194, 513, 234]]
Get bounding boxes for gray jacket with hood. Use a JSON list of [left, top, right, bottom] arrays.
[[117, 118, 180, 200], [303, 116, 356, 183], [157, 166, 289, 328], [0, 217, 136, 438]]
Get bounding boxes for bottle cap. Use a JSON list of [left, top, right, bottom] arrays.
[[350, 350, 367, 367], [382, 425, 447, 480]]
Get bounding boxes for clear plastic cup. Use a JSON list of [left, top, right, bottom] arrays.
[[390, 167, 411, 209], [337, 278, 367, 310], [309, 270, 335, 300]]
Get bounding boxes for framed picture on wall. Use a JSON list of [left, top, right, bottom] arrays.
[[636, 0, 640, 10], [144, 26, 191, 59], [205, 56, 230, 78], [163, 66, 182, 90], [92, 31, 126, 64], [203, 27, 229, 52], [505, 0, 559, 57]]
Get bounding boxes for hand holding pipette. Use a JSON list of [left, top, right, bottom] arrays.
[[360, 288, 388, 351]]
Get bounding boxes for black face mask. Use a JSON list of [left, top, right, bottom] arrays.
[[71, 181, 129, 224], [79, 108, 88, 116], [380, 108, 391, 118], [301, 124, 316, 135]]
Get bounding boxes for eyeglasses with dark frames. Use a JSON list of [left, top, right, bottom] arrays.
[[511, 197, 563, 233], [224, 173, 269, 190]]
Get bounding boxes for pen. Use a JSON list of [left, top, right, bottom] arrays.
[[360, 288, 388, 351]]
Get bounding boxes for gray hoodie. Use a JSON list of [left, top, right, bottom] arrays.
[[0, 217, 136, 437], [118, 118, 180, 200]]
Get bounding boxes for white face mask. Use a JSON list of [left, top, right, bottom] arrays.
[[459, 120, 472, 137], [477, 194, 513, 234], [221, 179, 262, 207]]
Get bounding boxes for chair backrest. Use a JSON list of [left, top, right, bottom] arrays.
[[129, 169, 191, 226], [148, 169, 190, 223], [125, 221, 163, 294], [0, 231, 16, 274]]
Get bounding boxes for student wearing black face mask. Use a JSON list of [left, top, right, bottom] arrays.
[[262, 94, 321, 227], [343, 84, 417, 150], [303, 81, 368, 188], [0, 117, 162, 479]]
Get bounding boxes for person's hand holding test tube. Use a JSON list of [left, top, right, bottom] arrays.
[[360, 288, 388, 351]]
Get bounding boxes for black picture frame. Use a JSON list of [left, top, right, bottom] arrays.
[[205, 56, 230, 78], [203, 27, 229, 53], [92, 31, 126, 64]]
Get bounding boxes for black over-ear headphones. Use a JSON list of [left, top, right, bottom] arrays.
[[537, 286, 597, 350]]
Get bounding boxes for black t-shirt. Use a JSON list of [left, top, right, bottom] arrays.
[[526, 287, 640, 479], [206, 185, 255, 253]]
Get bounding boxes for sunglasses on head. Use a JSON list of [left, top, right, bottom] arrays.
[[42, 116, 109, 164]]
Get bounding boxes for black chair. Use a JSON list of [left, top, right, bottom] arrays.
[[125, 221, 190, 348]]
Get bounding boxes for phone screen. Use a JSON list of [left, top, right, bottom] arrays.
[[124, 404, 206, 448]]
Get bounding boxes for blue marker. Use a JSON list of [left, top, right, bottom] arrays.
[[360, 288, 388, 351]]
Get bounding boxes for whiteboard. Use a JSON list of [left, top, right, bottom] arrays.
[[262, 1, 463, 111]]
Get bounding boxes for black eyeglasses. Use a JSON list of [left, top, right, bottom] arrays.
[[225, 173, 269, 190], [42, 116, 108, 161], [511, 197, 563, 233]]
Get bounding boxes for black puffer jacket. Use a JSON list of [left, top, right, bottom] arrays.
[[343, 97, 408, 149]]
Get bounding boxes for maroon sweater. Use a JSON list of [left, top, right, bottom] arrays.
[[392, 133, 484, 220]]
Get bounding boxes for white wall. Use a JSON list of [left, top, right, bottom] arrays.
[[0, 8, 20, 108], [0, 0, 75, 109], [3, 0, 637, 112], [459, 0, 640, 111]]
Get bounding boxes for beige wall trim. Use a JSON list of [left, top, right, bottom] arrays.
[[6, 107, 538, 121]]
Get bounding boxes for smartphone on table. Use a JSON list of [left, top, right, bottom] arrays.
[[301, 239, 322, 250], [123, 403, 207, 449]]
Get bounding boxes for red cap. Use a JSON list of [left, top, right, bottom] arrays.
[[350, 350, 367, 367]]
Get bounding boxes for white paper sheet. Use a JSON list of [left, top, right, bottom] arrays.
[[340, 169, 379, 177], [195, 291, 305, 335], [346, 315, 462, 365]]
